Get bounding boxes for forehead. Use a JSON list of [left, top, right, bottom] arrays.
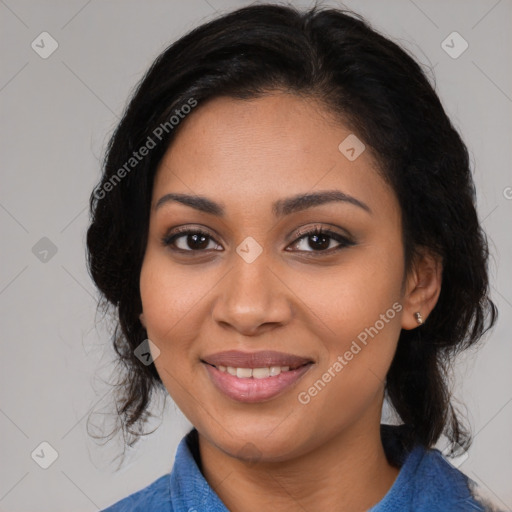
[[152, 93, 396, 218]]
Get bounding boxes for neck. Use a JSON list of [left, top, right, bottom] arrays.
[[198, 413, 400, 512]]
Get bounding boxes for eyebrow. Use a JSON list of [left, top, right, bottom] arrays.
[[154, 189, 371, 217]]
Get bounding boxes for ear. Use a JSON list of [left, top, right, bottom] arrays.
[[139, 312, 146, 328], [401, 247, 442, 330]]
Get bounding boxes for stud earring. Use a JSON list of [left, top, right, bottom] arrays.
[[414, 312, 423, 325]]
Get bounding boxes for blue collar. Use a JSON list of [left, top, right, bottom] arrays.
[[102, 425, 495, 511]]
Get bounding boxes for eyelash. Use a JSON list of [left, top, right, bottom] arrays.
[[161, 225, 355, 256]]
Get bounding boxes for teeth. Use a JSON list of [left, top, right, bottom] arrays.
[[218, 365, 293, 378], [252, 367, 269, 379], [269, 366, 281, 376], [236, 367, 252, 378]]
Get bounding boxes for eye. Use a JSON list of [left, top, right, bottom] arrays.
[[287, 226, 355, 254], [162, 227, 222, 252], [161, 225, 355, 255]]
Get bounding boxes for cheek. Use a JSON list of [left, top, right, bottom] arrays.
[[139, 252, 208, 341], [291, 246, 404, 412], [295, 304, 402, 438], [290, 245, 404, 339], [139, 252, 209, 418]]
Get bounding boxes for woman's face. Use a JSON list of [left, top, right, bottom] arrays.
[[140, 93, 408, 462]]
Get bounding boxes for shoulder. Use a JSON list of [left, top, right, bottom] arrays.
[[376, 427, 506, 512], [100, 428, 209, 512], [405, 447, 505, 511], [101, 472, 172, 512]]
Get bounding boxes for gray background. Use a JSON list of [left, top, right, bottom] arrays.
[[1, 0, 511, 510]]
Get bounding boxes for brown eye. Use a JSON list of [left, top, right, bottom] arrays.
[[288, 227, 355, 254], [162, 229, 222, 252]]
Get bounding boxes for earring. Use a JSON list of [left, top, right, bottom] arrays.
[[414, 312, 423, 325]]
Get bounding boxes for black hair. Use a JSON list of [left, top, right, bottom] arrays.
[[86, 3, 497, 456]]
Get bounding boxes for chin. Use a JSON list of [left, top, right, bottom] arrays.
[[201, 419, 313, 464]]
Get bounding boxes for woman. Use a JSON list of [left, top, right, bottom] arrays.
[[87, 4, 501, 511]]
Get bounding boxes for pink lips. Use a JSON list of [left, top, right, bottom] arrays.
[[202, 350, 312, 369], [202, 350, 313, 403]]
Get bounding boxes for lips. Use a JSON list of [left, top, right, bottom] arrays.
[[201, 350, 314, 403], [202, 350, 313, 369]]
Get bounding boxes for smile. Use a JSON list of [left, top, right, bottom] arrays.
[[201, 350, 314, 403], [214, 365, 292, 378]]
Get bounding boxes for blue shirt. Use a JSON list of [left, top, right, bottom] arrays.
[[102, 426, 502, 511]]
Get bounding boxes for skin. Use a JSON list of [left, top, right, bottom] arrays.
[[139, 92, 442, 512]]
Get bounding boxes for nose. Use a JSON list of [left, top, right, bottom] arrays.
[[211, 252, 293, 336]]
